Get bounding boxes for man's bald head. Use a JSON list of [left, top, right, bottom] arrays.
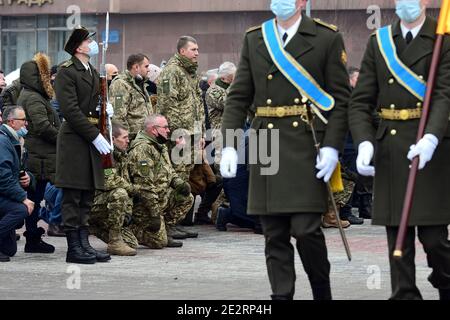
[[105, 64, 119, 81]]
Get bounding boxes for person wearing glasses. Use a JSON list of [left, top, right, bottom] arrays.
[[109, 54, 153, 141], [0, 105, 35, 262], [54, 26, 112, 264], [127, 114, 194, 249]]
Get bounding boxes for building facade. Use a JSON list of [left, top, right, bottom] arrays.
[[0, 0, 441, 75]]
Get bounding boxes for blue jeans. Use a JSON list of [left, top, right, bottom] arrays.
[[0, 198, 29, 256]]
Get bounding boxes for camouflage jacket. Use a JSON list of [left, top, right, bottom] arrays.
[[127, 131, 182, 214], [205, 78, 230, 130], [94, 149, 135, 203], [156, 54, 204, 136], [109, 70, 153, 139], [0, 79, 22, 109]]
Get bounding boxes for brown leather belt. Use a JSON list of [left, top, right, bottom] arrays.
[[256, 105, 307, 118], [379, 108, 422, 120]]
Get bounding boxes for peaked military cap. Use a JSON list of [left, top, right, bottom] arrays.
[[64, 26, 96, 55]]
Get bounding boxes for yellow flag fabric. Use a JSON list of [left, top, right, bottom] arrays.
[[330, 162, 344, 193], [437, 0, 450, 35]]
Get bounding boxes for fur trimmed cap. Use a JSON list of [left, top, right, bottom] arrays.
[[64, 26, 96, 55]]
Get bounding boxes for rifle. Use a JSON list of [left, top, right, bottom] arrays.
[[304, 102, 352, 261], [99, 12, 114, 169], [394, 1, 450, 258]]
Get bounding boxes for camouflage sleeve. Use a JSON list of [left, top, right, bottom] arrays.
[[206, 87, 226, 112], [109, 80, 132, 130], [127, 145, 160, 213], [156, 68, 188, 131], [103, 167, 134, 194]]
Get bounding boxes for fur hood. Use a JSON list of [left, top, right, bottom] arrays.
[[20, 52, 54, 99]]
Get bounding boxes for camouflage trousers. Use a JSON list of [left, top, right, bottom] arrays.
[[331, 177, 355, 209], [130, 189, 194, 249], [90, 188, 138, 248]]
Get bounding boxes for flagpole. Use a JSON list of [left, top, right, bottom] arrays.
[[393, 0, 449, 258], [306, 0, 311, 17]]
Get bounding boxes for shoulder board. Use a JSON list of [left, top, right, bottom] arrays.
[[370, 30, 377, 37], [60, 60, 73, 68], [313, 18, 338, 32], [246, 25, 262, 34]]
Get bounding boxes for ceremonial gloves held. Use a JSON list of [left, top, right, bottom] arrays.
[[315, 147, 339, 182], [96, 103, 114, 117], [92, 133, 112, 155], [407, 134, 438, 170], [356, 141, 375, 176], [220, 147, 238, 178]]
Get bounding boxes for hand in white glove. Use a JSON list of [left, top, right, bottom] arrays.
[[220, 147, 238, 178], [407, 134, 438, 170], [356, 141, 375, 176], [92, 134, 112, 155], [96, 103, 114, 117], [315, 147, 339, 182]]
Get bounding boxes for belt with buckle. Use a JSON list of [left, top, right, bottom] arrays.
[[379, 108, 422, 120], [256, 105, 307, 118], [87, 117, 99, 125]]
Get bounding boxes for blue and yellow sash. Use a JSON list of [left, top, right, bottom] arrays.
[[261, 19, 335, 111], [376, 25, 427, 101]]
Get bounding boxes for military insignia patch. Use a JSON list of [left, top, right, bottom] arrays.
[[115, 95, 123, 108], [162, 79, 170, 94], [139, 161, 150, 176], [341, 50, 348, 66], [104, 168, 114, 176]]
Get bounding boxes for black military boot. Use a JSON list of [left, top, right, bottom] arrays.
[[65, 230, 96, 264], [175, 225, 198, 238], [166, 236, 183, 248], [270, 294, 292, 300], [24, 227, 55, 253], [180, 205, 194, 226], [311, 282, 332, 300], [439, 289, 450, 300], [78, 227, 111, 262], [0, 251, 10, 262], [358, 194, 372, 219]]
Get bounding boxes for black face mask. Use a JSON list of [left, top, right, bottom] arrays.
[[156, 133, 168, 144], [108, 74, 118, 87]]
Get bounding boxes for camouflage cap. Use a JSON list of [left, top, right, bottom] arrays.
[[64, 26, 96, 55]]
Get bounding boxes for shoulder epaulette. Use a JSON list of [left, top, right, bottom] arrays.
[[60, 60, 73, 68], [246, 25, 262, 33], [313, 18, 338, 32]]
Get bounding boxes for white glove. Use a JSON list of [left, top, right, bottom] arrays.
[[407, 134, 438, 170], [315, 147, 339, 182], [92, 134, 112, 155], [356, 141, 375, 176], [220, 147, 238, 178], [96, 103, 114, 117]]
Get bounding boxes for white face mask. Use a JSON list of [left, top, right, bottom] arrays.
[[395, 0, 423, 23], [87, 40, 99, 56]]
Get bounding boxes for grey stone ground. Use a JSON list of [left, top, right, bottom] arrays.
[[0, 216, 442, 300]]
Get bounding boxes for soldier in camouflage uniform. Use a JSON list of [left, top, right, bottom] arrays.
[[206, 61, 237, 169], [90, 123, 138, 256], [156, 36, 205, 182], [110, 54, 153, 141], [127, 114, 195, 248]]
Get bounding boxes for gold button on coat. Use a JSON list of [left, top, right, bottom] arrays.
[[294, 98, 300, 104], [267, 74, 273, 80], [301, 97, 308, 104], [292, 121, 299, 128], [390, 129, 397, 136], [390, 104, 395, 109], [266, 99, 272, 105], [417, 102, 422, 108], [388, 78, 395, 84], [268, 123, 274, 129]]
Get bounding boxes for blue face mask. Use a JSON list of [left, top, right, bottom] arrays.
[[396, 0, 422, 23], [16, 127, 28, 138], [87, 40, 99, 56], [270, 0, 298, 21]]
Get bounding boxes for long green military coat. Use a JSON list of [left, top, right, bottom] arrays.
[[221, 14, 351, 215], [54, 56, 104, 190], [349, 18, 450, 226]]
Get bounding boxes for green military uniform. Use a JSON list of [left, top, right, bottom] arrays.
[[156, 53, 205, 181], [90, 149, 139, 250], [206, 78, 230, 168], [54, 56, 104, 230], [0, 78, 22, 109], [127, 131, 194, 248], [109, 70, 153, 140], [221, 14, 350, 300], [349, 17, 450, 300]]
